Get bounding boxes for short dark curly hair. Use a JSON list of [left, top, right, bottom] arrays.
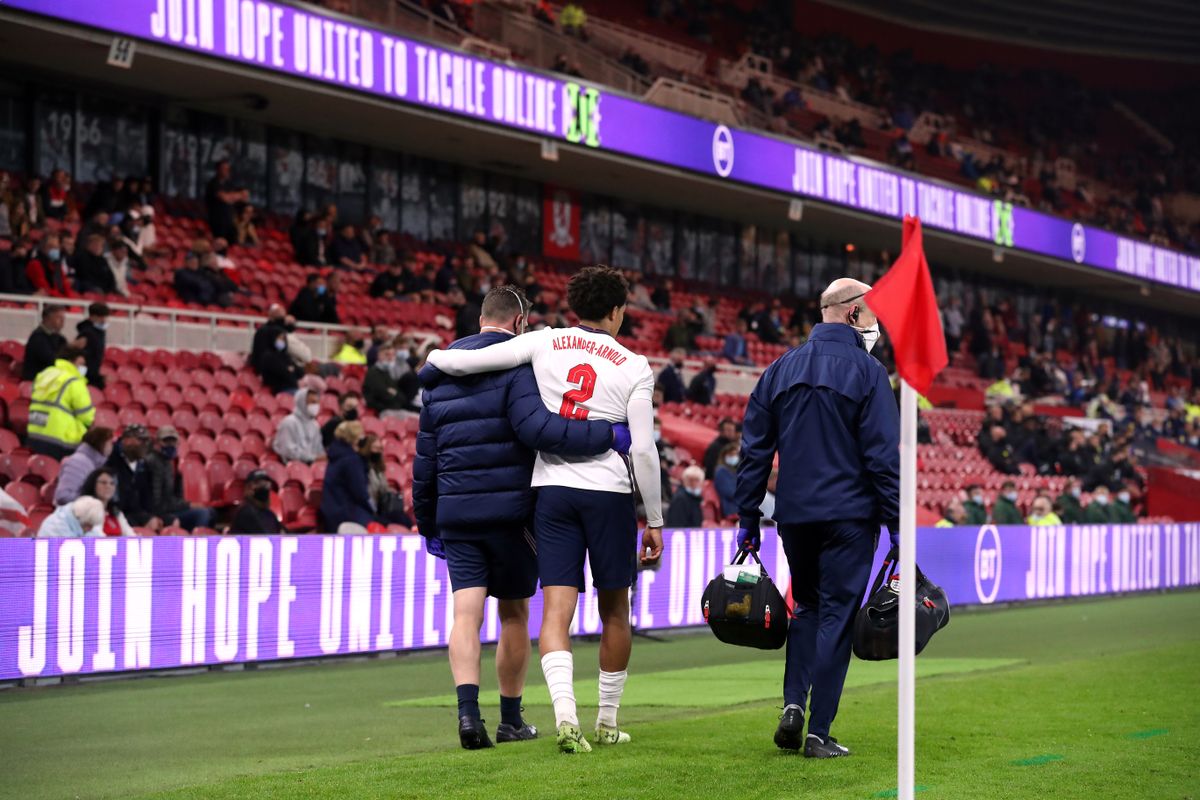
[[566, 266, 628, 321]]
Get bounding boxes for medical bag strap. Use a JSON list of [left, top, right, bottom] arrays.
[[731, 546, 773, 578], [867, 547, 900, 597]]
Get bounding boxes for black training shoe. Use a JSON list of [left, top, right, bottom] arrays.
[[496, 722, 539, 743], [804, 733, 850, 758], [774, 705, 804, 751], [458, 716, 496, 750]]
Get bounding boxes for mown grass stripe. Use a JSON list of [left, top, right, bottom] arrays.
[[1126, 728, 1168, 739], [1010, 754, 1064, 766]]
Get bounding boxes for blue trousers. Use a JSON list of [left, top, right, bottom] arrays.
[[780, 520, 878, 739]]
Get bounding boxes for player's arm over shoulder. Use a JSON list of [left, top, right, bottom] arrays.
[[426, 328, 547, 376]]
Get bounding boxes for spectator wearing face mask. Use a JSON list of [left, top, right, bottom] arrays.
[[75, 302, 111, 388], [1026, 494, 1062, 526], [657, 348, 687, 404], [54, 426, 115, 505], [935, 498, 968, 527], [1056, 478, 1084, 523], [364, 344, 418, 417], [25, 232, 75, 298], [962, 484, 989, 524], [320, 420, 375, 533], [713, 442, 741, 518], [703, 419, 739, 479], [256, 323, 302, 395], [360, 434, 413, 528], [332, 331, 368, 365], [1111, 487, 1137, 523], [229, 470, 282, 534], [288, 272, 339, 324], [665, 465, 706, 528], [992, 480, 1023, 525], [145, 425, 218, 531], [28, 346, 94, 460], [1084, 485, 1114, 523], [322, 393, 361, 448], [105, 425, 162, 531], [273, 387, 325, 464]]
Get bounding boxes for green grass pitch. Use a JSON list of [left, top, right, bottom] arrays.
[[2, 592, 1198, 800]]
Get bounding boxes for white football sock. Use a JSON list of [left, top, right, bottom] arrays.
[[541, 651, 578, 727], [597, 669, 628, 728]]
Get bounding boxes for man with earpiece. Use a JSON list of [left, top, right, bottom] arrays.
[[733, 277, 900, 759]]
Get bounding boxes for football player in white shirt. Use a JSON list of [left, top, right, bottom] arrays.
[[426, 266, 664, 754]]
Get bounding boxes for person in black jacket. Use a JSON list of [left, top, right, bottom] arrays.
[[702, 418, 739, 479], [320, 420, 375, 532], [363, 344, 415, 415], [105, 425, 162, 531], [686, 359, 718, 405], [412, 285, 624, 750], [369, 261, 408, 298], [229, 469, 283, 534], [664, 465, 705, 528], [72, 234, 116, 295], [75, 302, 110, 388], [657, 349, 687, 404], [254, 323, 302, 395], [288, 272, 339, 323], [250, 304, 288, 372], [21, 305, 68, 381], [321, 392, 361, 447]]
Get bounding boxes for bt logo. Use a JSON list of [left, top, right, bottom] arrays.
[[974, 525, 1002, 604], [712, 125, 734, 177], [1071, 223, 1086, 263]]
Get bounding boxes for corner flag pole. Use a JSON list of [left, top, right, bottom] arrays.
[[898, 379, 917, 800]]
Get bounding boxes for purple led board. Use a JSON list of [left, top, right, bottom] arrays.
[[2, 524, 1197, 680], [6, 0, 1199, 292]]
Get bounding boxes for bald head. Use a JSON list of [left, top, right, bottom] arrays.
[[819, 278, 875, 326]]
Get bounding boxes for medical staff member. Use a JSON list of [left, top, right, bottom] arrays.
[[734, 278, 899, 759]]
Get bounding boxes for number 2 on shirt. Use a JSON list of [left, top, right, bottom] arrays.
[[559, 363, 597, 419]]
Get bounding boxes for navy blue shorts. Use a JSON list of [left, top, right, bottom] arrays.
[[443, 529, 538, 600], [535, 486, 637, 591]]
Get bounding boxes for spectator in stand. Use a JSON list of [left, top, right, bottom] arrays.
[[289, 272, 339, 324], [105, 424, 162, 531], [28, 345, 93, 460], [467, 229, 498, 272], [79, 466, 135, 537], [723, 318, 753, 366], [665, 465, 706, 528], [1112, 487, 1137, 523], [19, 175, 44, 231], [250, 304, 288, 371], [1027, 494, 1062, 526], [1056, 478, 1084, 523], [83, 176, 124, 221], [293, 211, 329, 267], [54, 426, 114, 505], [713, 442, 740, 518], [963, 484, 988, 524], [686, 359, 718, 406], [651, 278, 672, 311], [104, 240, 133, 297], [71, 234, 116, 295], [370, 261, 408, 299], [1, 238, 33, 295], [449, 287, 482, 341], [364, 343, 417, 416], [37, 496, 105, 538], [365, 326, 393, 365], [229, 469, 283, 534], [663, 309, 698, 352], [1084, 485, 1114, 523], [361, 434, 413, 528], [25, 232, 74, 297], [21, 305, 68, 380], [320, 420, 374, 533], [992, 480, 1023, 524], [626, 273, 655, 311], [145, 425, 217, 531], [75, 302, 110, 388], [332, 331, 368, 366], [695, 297, 720, 336], [273, 387, 326, 465], [983, 424, 1021, 475], [935, 498, 967, 527], [704, 418, 740, 479], [174, 251, 213, 305], [657, 349, 687, 404], [1085, 445, 1142, 492], [322, 392, 361, 448], [41, 168, 73, 222], [204, 159, 241, 241], [234, 202, 260, 246], [329, 222, 367, 270]]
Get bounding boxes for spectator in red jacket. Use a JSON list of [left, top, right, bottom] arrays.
[[25, 232, 75, 297]]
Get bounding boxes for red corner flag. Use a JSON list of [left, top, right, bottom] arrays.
[[865, 216, 948, 396]]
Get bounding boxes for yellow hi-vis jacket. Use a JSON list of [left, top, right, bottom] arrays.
[[27, 359, 94, 449], [332, 343, 367, 365]]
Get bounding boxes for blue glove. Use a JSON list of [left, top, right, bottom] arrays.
[[736, 521, 761, 552], [426, 535, 446, 560], [611, 422, 632, 455]]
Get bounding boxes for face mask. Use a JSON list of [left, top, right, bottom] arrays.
[[159, 445, 178, 460], [1004, 491, 1018, 502], [94, 322, 108, 331], [1094, 495, 1109, 506], [725, 455, 739, 467], [1071, 487, 1082, 499], [252, 487, 270, 503], [316, 285, 327, 295], [343, 408, 359, 421], [307, 405, 320, 417], [971, 494, 984, 504], [48, 248, 60, 260], [275, 339, 286, 351], [855, 323, 881, 353], [396, 348, 411, 361], [78, 364, 88, 377], [685, 486, 703, 498], [1117, 492, 1130, 504]]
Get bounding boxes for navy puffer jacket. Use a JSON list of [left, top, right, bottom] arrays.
[[320, 439, 375, 531], [412, 331, 613, 540]]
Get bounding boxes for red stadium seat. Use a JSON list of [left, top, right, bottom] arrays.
[[0, 453, 29, 484], [25, 455, 59, 487], [180, 461, 210, 504], [0, 429, 20, 454], [185, 434, 216, 462], [3, 481, 39, 510]]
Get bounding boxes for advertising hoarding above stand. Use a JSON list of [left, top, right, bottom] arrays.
[[7, 0, 1200, 294], [2, 524, 1198, 681]]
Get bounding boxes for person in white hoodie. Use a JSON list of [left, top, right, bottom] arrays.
[[37, 497, 106, 538], [272, 387, 326, 464]]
